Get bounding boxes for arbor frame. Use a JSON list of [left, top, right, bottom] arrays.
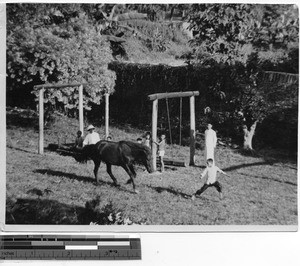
[[35, 83, 111, 155], [148, 91, 199, 171], [35, 83, 86, 154]]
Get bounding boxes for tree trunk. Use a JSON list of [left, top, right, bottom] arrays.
[[243, 121, 258, 150]]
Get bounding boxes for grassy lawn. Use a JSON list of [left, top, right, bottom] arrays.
[[6, 109, 298, 225]]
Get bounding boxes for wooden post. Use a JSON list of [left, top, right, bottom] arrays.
[[38, 88, 44, 154], [78, 85, 84, 134], [189, 95, 196, 166], [105, 93, 109, 139], [151, 99, 158, 171]]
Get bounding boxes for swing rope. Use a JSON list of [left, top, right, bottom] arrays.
[[165, 97, 183, 146], [165, 98, 172, 145]]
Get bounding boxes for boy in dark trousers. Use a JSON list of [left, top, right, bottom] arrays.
[[192, 158, 228, 200]]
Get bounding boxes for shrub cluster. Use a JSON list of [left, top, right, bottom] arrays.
[[6, 195, 144, 225], [107, 60, 297, 150]]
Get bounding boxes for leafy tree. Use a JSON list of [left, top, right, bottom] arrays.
[[187, 4, 298, 65], [187, 4, 298, 150], [7, 4, 116, 112], [202, 55, 298, 150], [253, 4, 299, 50]]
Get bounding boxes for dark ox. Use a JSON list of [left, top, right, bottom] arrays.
[[75, 140, 153, 193]]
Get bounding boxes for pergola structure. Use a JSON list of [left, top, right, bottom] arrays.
[[35, 83, 110, 154], [148, 91, 199, 171]]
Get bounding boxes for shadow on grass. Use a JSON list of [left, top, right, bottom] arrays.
[[235, 148, 297, 163], [146, 185, 191, 199], [33, 169, 138, 194], [7, 146, 37, 154], [192, 165, 206, 169], [223, 161, 274, 172], [240, 173, 297, 186], [34, 169, 96, 182]]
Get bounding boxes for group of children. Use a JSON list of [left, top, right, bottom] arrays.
[[75, 124, 228, 200], [136, 125, 229, 200], [137, 132, 166, 173]]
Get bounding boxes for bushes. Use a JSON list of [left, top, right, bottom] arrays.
[[78, 196, 141, 225], [6, 195, 141, 225], [108, 62, 239, 136], [255, 107, 298, 153], [107, 61, 298, 151], [6, 197, 81, 225]]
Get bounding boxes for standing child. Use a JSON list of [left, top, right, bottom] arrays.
[[192, 158, 228, 200], [144, 131, 151, 148], [153, 134, 166, 172], [74, 130, 84, 149], [204, 123, 217, 163]]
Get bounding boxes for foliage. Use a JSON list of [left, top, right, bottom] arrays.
[[100, 8, 189, 54], [124, 4, 188, 22], [255, 107, 298, 152], [187, 4, 299, 64], [185, 3, 298, 147], [254, 4, 299, 49], [258, 47, 299, 74], [6, 197, 81, 224], [6, 4, 192, 110], [80, 196, 144, 225], [6, 195, 141, 225], [7, 4, 116, 111], [108, 59, 298, 147]]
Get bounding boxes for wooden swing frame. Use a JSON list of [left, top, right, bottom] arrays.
[[148, 91, 199, 171], [35, 83, 110, 154]]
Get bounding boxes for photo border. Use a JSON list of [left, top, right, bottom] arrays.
[[1, 1, 298, 234]]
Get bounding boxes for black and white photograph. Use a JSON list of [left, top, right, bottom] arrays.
[[3, 2, 298, 228]]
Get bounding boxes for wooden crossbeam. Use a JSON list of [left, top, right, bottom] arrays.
[[148, 91, 199, 101], [34, 83, 88, 89]]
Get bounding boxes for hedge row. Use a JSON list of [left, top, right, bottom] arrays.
[[106, 61, 297, 152]]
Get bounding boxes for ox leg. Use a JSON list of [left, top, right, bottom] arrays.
[[93, 160, 101, 183], [123, 164, 138, 194], [106, 164, 118, 186], [126, 164, 136, 184], [129, 164, 137, 177]]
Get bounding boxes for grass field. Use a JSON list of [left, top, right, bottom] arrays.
[[6, 108, 298, 225]]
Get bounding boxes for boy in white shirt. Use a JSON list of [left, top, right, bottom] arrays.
[[192, 158, 228, 200]]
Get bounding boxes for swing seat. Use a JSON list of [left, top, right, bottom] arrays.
[[156, 157, 187, 167]]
